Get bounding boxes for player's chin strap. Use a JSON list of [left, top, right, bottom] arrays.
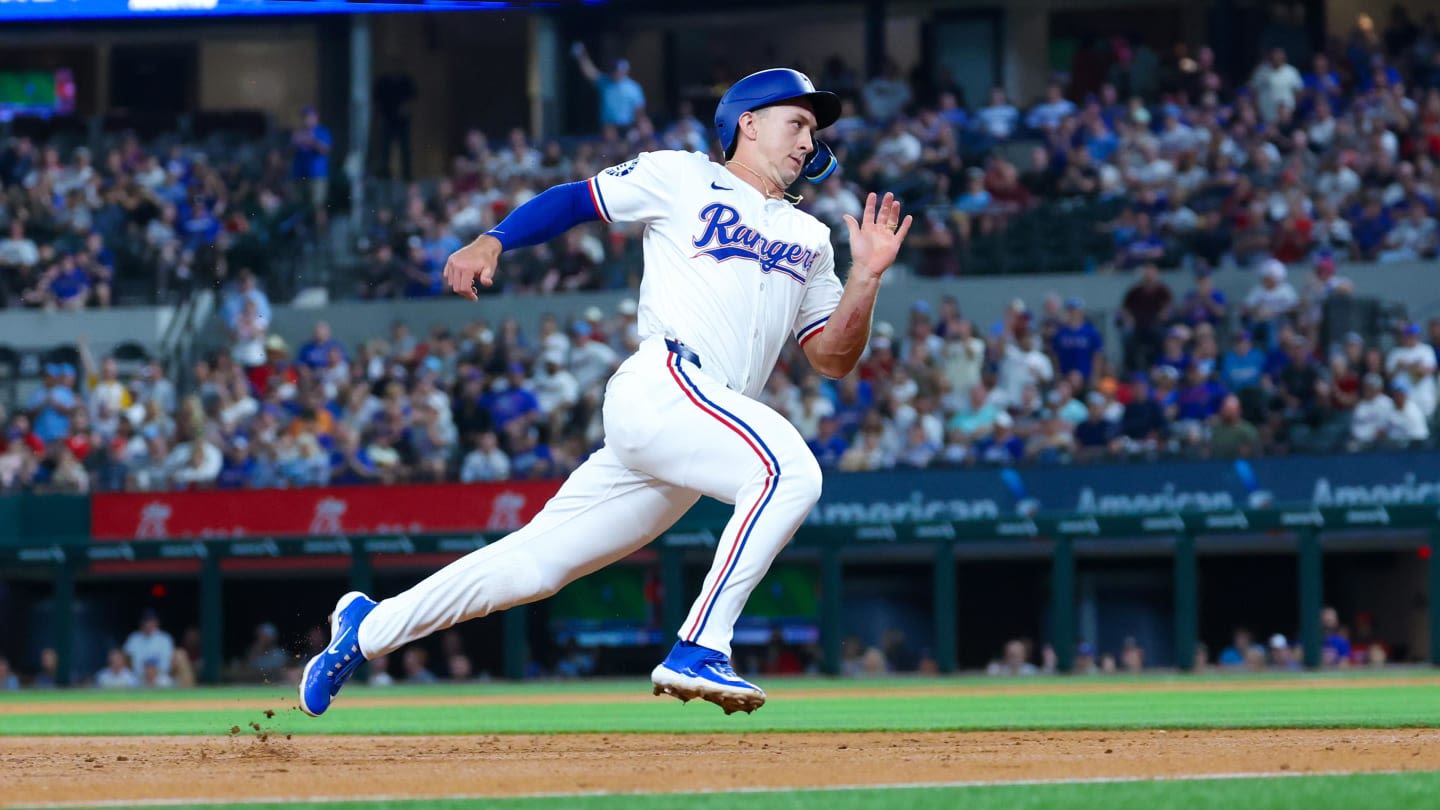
[[727, 141, 837, 207]]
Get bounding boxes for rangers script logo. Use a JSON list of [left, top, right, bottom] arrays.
[[690, 203, 818, 283]]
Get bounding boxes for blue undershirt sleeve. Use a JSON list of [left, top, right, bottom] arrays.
[[484, 180, 601, 252]]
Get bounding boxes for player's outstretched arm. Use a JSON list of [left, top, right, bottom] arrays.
[[804, 192, 912, 378], [444, 180, 603, 300]]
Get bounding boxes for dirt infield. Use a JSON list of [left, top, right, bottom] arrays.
[[6, 728, 1440, 806]]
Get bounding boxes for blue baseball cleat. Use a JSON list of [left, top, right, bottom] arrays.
[[298, 591, 377, 717], [651, 640, 766, 715]]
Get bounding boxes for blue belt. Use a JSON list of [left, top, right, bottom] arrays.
[[664, 338, 702, 369]]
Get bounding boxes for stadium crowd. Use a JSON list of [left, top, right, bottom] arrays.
[[0, 10, 1437, 491], [0, 251, 1436, 494], [0, 11, 1435, 306], [353, 9, 1440, 295]]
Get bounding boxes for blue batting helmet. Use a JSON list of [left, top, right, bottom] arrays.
[[714, 68, 841, 160]]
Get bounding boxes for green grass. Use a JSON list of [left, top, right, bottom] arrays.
[[4, 672, 1440, 736], [17, 771, 1440, 810], [0, 668, 1421, 704]]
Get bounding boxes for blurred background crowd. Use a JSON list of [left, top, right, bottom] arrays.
[[2, 252, 1436, 494], [0, 8, 1438, 494]]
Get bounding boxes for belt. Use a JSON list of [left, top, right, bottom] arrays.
[[664, 338, 702, 368]]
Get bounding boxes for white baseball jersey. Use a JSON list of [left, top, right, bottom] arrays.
[[587, 150, 843, 397], [356, 149, 848, 675]]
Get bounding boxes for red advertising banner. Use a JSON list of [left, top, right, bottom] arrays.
[[90, 482, 563, 541]]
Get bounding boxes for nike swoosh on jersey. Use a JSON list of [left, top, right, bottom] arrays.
[[710, 181, 732, 191]]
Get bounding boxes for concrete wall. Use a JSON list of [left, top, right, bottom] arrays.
[[0, 306, 174, 358], [370, 13, 533, 177], [199, 36, 319, 122], [0, 21, 321, 119], [620, 0, 1208, 120]]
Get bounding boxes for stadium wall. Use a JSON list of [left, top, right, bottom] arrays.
[[4, 452, 1440, 680], [199, 36, 319, 122]]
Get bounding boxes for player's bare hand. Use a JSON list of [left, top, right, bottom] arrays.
[[844, 192, 913, 280], [443, 235, 502, 301]]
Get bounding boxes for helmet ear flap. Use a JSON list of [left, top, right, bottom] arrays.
[[802, 140, 837, 184]]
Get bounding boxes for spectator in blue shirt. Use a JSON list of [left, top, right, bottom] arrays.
[[937, 91, 968, 129], [401, 237, 441, 298], [1221, 330, 1267, 390], [1175, 362, 1226, 423], [28, 364, 77, 443], [974, 87, 1020, 140], [807, 415, 849, 470], [329, 427, 378, 485], [482, 363, 541, 433], [1302, 53, 1344, 113], [572, 43, 646, 129], [1321, 605, 1351, 666], [1218, 628, 1264, 668], [180, 191, 219, 250], [1051, 297, 1105, 381], [83, 232, 114, 307], [951, 168, 992, 223], [1115, 213, 1166, 269], [291, 105, 332, 224], [1177, 271, 1227, 329], [895, 422, 942, 469], [1074, 393, 1117, 458], [422, 220, 463, 272], [1350, 196, 1392, 261], [831, 376, 874, 438], [221, 270, 272, 330], [1025, 83, 1077, 132], [971, 412, 1025, 464], [1082, 116, 1119, 163], [1119, 376, 1168, 444], [298, 321, 346, 370], [216, 438, 256, 489], [1154, 325, 1192, 378], [48, 253, 90, 309], [1263, 324, 1298, 379], [508, 424, 554, 480]]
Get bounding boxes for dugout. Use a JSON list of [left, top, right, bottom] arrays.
[[6, 503, 1440, 684]]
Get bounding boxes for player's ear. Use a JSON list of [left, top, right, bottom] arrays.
[[738, 110, 759, 144]]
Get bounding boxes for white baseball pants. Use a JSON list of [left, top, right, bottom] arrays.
[[357, 337, 822, 659]]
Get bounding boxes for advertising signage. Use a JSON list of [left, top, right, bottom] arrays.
[[81, 451, 1440, 546]]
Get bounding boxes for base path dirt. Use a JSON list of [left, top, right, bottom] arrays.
[[5, 729, 1440, 806]]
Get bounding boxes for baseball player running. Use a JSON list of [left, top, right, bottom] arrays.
[[300, 68, 911, 716]]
